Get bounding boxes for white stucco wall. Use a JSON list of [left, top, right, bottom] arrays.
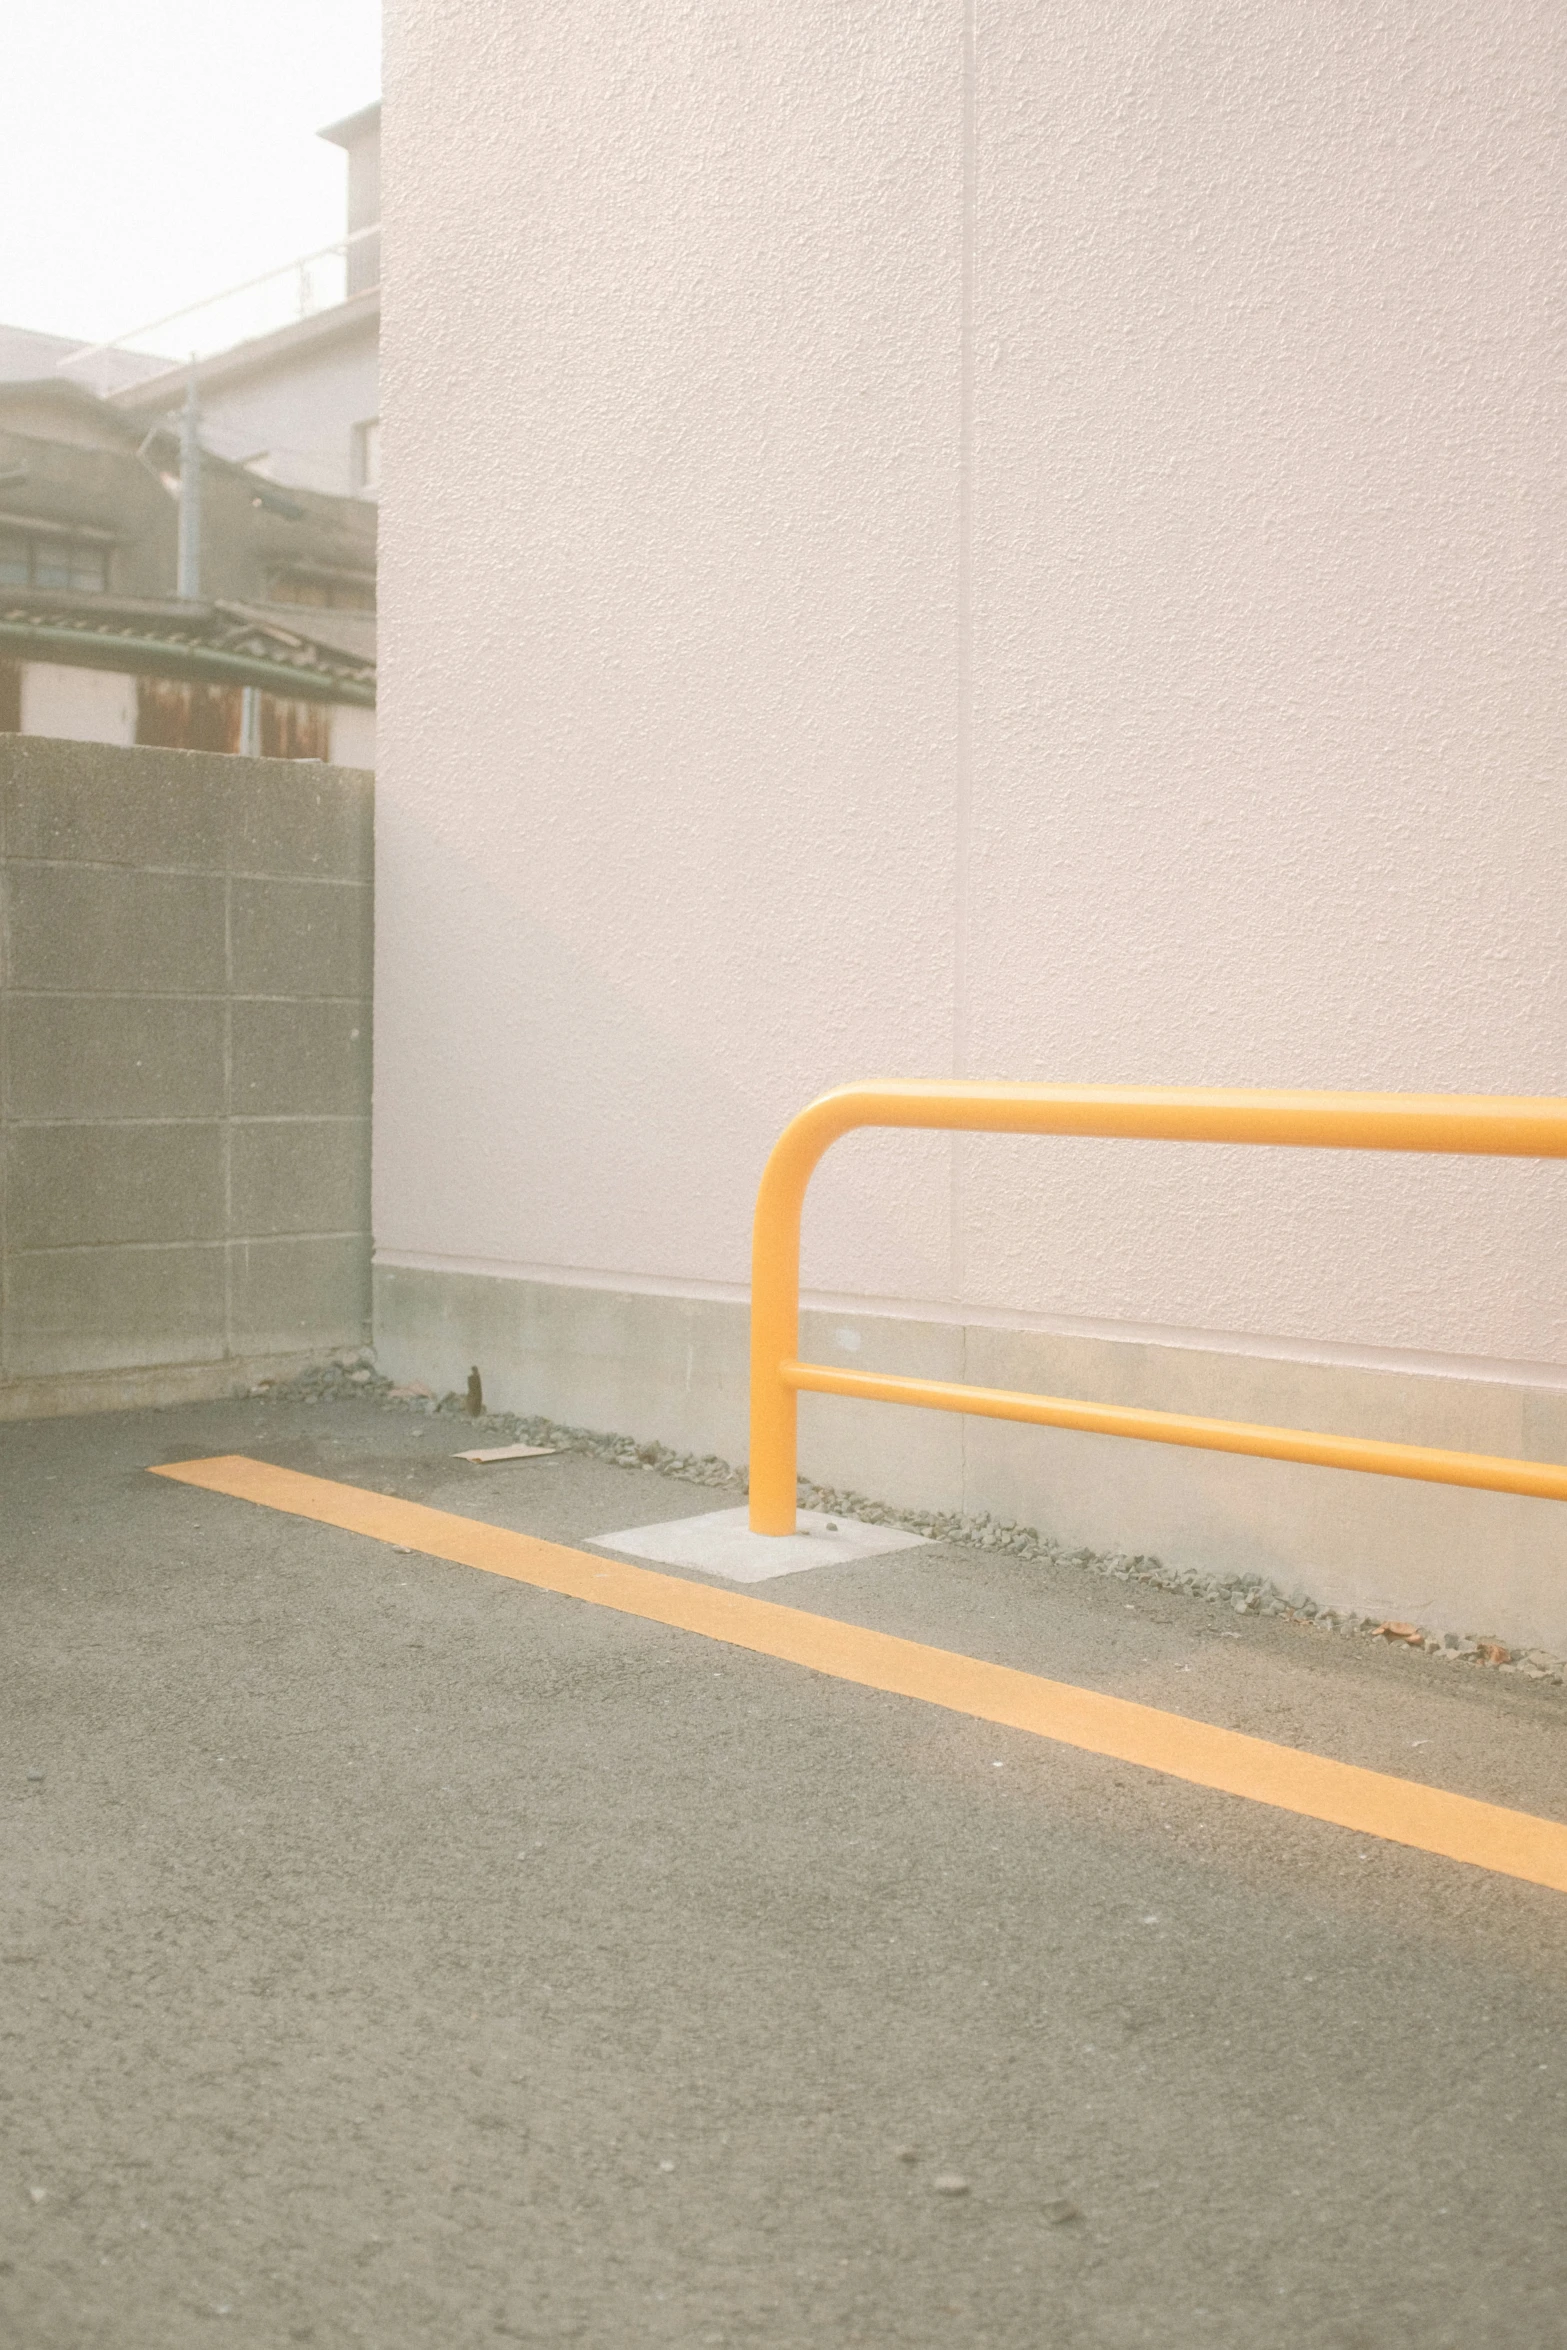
[[377, 3, 1566, 1632], [20, 664, 136, 746]]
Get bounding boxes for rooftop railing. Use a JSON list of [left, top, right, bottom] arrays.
[[57, 224, 381, 382]]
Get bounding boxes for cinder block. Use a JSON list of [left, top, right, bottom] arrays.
[[231, 999, 370, 1118], [227, 762, 373, 882], [0, 736, 228, 869], [230, 1119, 370, 1238], [3, 996, 225, 1120], [5, 864, 225, 994], [4, 1242, 225, 1376], [6, 1121, 225, 1248], [228, 1233, 371, 1355], [230, 876, 372, 1000]]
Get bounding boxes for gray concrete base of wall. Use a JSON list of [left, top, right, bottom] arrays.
[[375, 1262, 1567, 1657], [0, 1349, 349, 1424]]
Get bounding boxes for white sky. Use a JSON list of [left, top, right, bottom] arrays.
[[0, 0, 382, 347]]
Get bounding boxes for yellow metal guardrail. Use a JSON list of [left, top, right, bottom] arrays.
[[747, 1083, 1567, 1535]]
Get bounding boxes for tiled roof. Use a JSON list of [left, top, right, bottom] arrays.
[[224, 599, 377, 666], [0, 593, 375, 704]]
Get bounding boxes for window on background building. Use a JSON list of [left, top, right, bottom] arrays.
[[353, 417, 380, 493], [267, 567, 376, 613], [0, 529, 109, 593]]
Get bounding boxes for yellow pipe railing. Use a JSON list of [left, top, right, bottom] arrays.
[[747, 1082, 1567, 1535]]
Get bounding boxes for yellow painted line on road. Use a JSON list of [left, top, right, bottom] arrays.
[[150, 1454, 1567, 1895]]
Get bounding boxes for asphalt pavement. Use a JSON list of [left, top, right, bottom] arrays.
[[4, 1392, 1566, 2349]]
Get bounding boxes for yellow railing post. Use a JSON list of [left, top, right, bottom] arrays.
[[747, 1082, 1567, 1536], [747, 1096, 835, 1531]]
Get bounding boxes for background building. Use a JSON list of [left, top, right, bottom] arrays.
[[0, 320, 170, 400], [107, 102, 381, 502], [0, 101, 378, 761], [0, 377, 373, 761], [375, 2, 1565, 1650]]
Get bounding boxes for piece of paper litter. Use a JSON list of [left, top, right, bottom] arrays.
[[455, 1443, 562, 1464]]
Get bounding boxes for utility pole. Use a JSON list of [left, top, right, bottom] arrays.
[[176, 361, 202, 599]]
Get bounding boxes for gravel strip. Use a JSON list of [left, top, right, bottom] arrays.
[[250, 1352, 1565, 1690]]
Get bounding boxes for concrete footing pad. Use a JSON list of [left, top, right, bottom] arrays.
[[588, 1503, 928, 1582]]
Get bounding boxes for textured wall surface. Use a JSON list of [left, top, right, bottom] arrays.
[[0, 736, 373, 1411], [378, 7, 1564, 1379]]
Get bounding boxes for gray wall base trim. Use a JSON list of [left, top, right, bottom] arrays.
[[375, 1261, 1567, 1655]]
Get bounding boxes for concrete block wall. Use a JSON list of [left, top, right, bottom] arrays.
[[0, 734, 372, 1417]]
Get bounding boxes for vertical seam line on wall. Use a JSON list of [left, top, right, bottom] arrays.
[[222, 841, 233, 1360], [954, 0, 978, 1507], [952, 0, 977, 1111]]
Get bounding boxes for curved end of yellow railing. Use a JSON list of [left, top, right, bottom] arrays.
[[747, 1081, 1567, 1536]]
